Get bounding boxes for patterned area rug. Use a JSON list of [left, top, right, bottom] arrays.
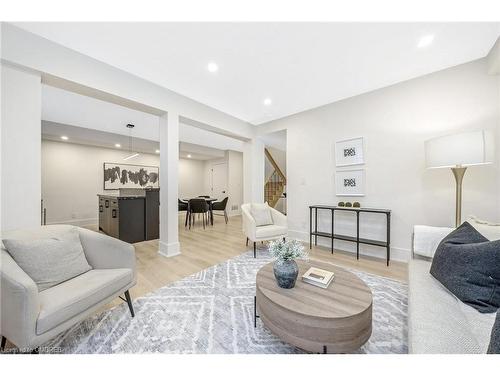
[[47, 250, 408, 354]]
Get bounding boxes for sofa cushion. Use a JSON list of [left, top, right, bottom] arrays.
[[2, 226, 91, 292], [251, 203, 273, 226], [430, 222, 500, 313], [409, 259, 496, 353], [255, 224, 286, 239], [488, 312, 500, 354], [37, 268, 133, 334]]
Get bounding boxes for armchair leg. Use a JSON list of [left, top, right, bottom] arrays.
[[1, 336, 6, 351], [246, 237, 249, 246], [124, 290, 135, 318], [254, 242, 256, 258]]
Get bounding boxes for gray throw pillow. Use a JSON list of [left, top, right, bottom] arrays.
[[488, 311, 500, 354], [3, 227, 91, 291], [430, 222, 500, 313]]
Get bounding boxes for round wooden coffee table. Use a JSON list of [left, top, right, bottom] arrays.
[[255, 260, 372, 353]]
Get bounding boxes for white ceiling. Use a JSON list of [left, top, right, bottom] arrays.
[[16, 22, 500, 124], [42, 84, 245, 152], [42, 121, 226, 160]]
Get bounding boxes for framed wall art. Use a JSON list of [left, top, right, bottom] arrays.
[[103, 162, 159, 190], [335, 137, 364, 167], [335, 168, 365, 196]]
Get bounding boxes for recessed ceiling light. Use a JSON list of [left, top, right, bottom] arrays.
[[263, 98, 272, 106], [417, 34, 434, 48], [115, 143, 121, 148], [207, 62, 218, 73], [187, 154, 192, 158], [155, 149, 160, 153], [60, 136, 68, 140]]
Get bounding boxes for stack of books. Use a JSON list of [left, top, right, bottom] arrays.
[[302, 267, 335, 289]]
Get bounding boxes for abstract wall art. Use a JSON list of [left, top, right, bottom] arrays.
[[335, 137, 365, 167], [103, 163, 159, 190], [335, 169, 365, 196]]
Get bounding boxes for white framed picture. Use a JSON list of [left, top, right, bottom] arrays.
[[335, 169, 365, 196], [335, 137, 364, 167]]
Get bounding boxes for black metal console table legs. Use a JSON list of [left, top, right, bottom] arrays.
[[309, 205, 391, 266]]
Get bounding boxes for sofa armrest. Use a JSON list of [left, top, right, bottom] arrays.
[[78, 228, 136, 273], [0, 250, 39, 348], [241, 206, 257, 242], [270, 207, 287, 228], [413, 225, 454, 259]]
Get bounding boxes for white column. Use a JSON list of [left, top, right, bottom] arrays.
[[243, 137, 265, 204], [158, 111, 180, 257], [1, 65, 41, 231]]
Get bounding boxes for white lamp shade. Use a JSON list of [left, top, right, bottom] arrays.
[[425, 130, 495, 169]]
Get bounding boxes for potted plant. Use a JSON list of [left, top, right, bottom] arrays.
[[268, 239, 309, 289]]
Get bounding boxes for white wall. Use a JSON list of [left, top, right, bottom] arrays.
[[258, 59, 500, 262], [41, 140, 160, 226], [227, 151, 244, 216], [42, 140, 242, 225], [178, 158, 206, 199], [1, 65, 42, 231]]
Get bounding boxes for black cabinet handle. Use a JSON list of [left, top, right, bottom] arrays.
[[105, 200, 109, 208], [112, 209, 117, 218], [99, 205, 103, 212]]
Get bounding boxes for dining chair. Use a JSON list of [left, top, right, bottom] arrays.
[[212, 197, 229, 224], [187, 199, 210, 229], [178, 199, 189, 227]]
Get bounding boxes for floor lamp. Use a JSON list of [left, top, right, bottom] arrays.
[[425, 130, 494, 227]]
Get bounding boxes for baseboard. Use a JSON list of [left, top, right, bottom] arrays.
[[288, 229, 410, 263], [159, 241, 181, 257], [46, 218, 98, 227]]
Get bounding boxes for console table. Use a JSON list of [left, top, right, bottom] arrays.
[[309, 205, 391, 266]]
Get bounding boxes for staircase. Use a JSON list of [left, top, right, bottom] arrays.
[[264, 148, 286, 208]]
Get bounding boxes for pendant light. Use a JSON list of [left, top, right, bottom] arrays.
[[123, 123, 140, 161]]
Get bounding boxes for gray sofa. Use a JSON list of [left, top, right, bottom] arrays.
[[409, 221, 498, 354], [0, 225, 136, 352]]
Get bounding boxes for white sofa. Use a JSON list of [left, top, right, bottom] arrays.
[[409, 218, 499, 354], [241, 203, 287, 258]]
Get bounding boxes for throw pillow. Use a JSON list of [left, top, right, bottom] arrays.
[[3, 227, 91, 291], [251, 202, 273, 226], [487, 311, 500, 354], [430, 221, 500, 313]]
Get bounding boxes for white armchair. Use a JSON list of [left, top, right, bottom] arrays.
[[0, 225, 136, 352], [241, 203, 288, 257]]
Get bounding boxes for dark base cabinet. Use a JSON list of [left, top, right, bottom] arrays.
[[145, 189, 159, 241], [98, 195, 147, 243]]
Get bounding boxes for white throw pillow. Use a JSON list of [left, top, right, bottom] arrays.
[[251, 203, 274, 226], [2, 227, 91, 291], [467, 216, 500, 241]]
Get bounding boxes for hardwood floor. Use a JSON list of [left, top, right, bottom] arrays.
[[123, 213, 407, 305]]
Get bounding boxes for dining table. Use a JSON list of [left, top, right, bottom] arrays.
[[181, 197, 218, 225]]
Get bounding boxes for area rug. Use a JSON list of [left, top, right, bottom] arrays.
[[47, 249, 408, 354]]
